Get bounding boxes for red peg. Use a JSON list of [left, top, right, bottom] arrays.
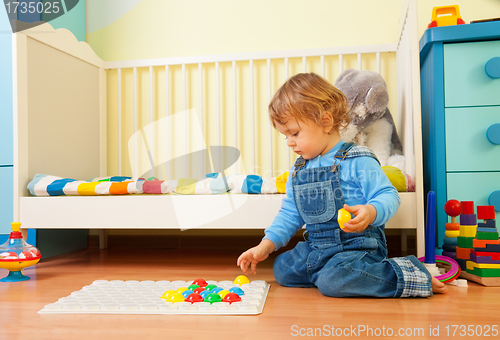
[[444, 199, 461, 224], [185, 293, 204, 304], [222, 293, 241, 304], [194, 287, 206, 294], [192, 278, 208, 287]]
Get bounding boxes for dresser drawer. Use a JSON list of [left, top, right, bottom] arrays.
[[445, 106, 500, 172], [444, 40, 500, 107], [447, 172, 500, 222]]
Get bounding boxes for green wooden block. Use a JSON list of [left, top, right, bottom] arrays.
[[476, 232, 499, 240], [467, 267, 500, 278], [457, 236, 474, 248]]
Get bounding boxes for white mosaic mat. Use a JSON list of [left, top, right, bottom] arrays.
[[38, 279, 270, 315]]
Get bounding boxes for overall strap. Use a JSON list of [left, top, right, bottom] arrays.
[[292, 156, 306, 177], [331, 142, 380, 173], [292, 143, 380, 176]]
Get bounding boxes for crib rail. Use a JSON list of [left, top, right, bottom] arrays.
[[396, 0, 421, 181], [104, 44, 402, 180]]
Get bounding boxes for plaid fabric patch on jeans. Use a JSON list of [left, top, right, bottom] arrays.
[[392, 257, 432, 298]]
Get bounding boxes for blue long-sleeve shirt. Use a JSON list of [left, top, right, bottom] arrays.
[[264, 140, 401, 250]]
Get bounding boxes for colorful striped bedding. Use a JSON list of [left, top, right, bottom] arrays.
[[27, 173, 289, 197], [27, 165, 410, 197]]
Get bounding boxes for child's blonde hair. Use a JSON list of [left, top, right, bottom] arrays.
[[268, 73, 350, 134]]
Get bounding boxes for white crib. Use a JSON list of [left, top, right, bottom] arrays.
[[13, 0, 425, 256]]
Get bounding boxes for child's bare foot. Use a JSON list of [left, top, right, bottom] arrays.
[[432, 277, 448, 294]]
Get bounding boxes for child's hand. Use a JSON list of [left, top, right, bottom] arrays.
[[341, 204, 376, 233], [237, 239, 275, 275]]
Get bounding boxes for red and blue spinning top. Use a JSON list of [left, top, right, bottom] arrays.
[[0, 223, 41, 282]]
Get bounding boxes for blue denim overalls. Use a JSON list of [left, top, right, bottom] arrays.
[[272, 143, 432, 298]]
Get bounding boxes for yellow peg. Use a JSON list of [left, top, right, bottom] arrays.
[[337, 208, 351, 229]]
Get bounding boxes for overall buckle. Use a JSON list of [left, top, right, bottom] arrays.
[[292, 156, 306, 177], [331, 149, 348, 173]]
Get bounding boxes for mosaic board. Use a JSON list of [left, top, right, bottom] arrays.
[[38, 278, 269, 315]]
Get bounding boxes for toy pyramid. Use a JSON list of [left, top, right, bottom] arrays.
[[446, 201, 500, 286]]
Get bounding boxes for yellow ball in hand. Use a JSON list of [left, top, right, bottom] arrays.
[[337, 208, 351, 229]]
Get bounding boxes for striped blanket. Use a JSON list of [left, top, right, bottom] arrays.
[[27, 173, 289, 196]]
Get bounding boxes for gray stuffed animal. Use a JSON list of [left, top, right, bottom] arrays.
[[335, 68, 405, 170]]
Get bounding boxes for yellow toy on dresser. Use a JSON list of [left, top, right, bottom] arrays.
[[428, 5, 466, 28]]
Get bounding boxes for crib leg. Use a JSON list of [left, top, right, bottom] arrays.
[[99, 229, 109, 249], [400, 229, 408, 255]]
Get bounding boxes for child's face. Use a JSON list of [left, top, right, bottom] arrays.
[[276, 114, 340, 160]]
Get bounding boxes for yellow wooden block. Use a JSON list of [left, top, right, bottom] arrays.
[[445, 230, 460, 238], [459, 225, 477, 237], [467, 261, 500, 270]]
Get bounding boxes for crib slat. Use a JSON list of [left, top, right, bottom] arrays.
[[165, 65, 170, 180], [284, 57, 289, 79], [133, 67, 138, 177], [321, 55, 325, 77], [358, 53, 362, 70], [339, 55, 344, 74], [232, 60, 238, 174], [397, 29, 405, 135], [284, 57, 290, 168], [149, 66, 155, 178], [249, 59, 255, 173], [267, 58, 273, 175], [199, 63, 205, 174], [117, 69, 122, 176], [182, 64, 187, 112], [377, 52, 381, 74], [404, 24, 414, 177], [303, 56, 307, 73], [183, 63, 188, 177], [215, 61, 221, 173]]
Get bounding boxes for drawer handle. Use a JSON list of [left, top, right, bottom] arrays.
[[485, 57, 500, 78], [487, 123, 500, 145], [489, 190, 500, 212]]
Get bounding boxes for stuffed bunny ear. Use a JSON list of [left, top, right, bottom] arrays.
[[365, 83, 389, 113], [335, 69, 356, 87]]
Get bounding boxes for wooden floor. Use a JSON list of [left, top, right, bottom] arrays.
[[1, 238, 500, 340]]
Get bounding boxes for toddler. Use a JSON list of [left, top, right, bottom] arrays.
[[237, 73, 447, 297]]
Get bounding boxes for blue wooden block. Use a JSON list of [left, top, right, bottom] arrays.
[[460, 214, 477, 226], [475, 244, 500, 253], [478, 220, 496, 229], [478, 227, 498, 233]]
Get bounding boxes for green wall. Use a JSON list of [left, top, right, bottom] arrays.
[[50, 0, 86, 42]]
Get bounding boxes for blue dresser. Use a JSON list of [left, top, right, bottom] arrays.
[[420, 22, 500, 250]]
